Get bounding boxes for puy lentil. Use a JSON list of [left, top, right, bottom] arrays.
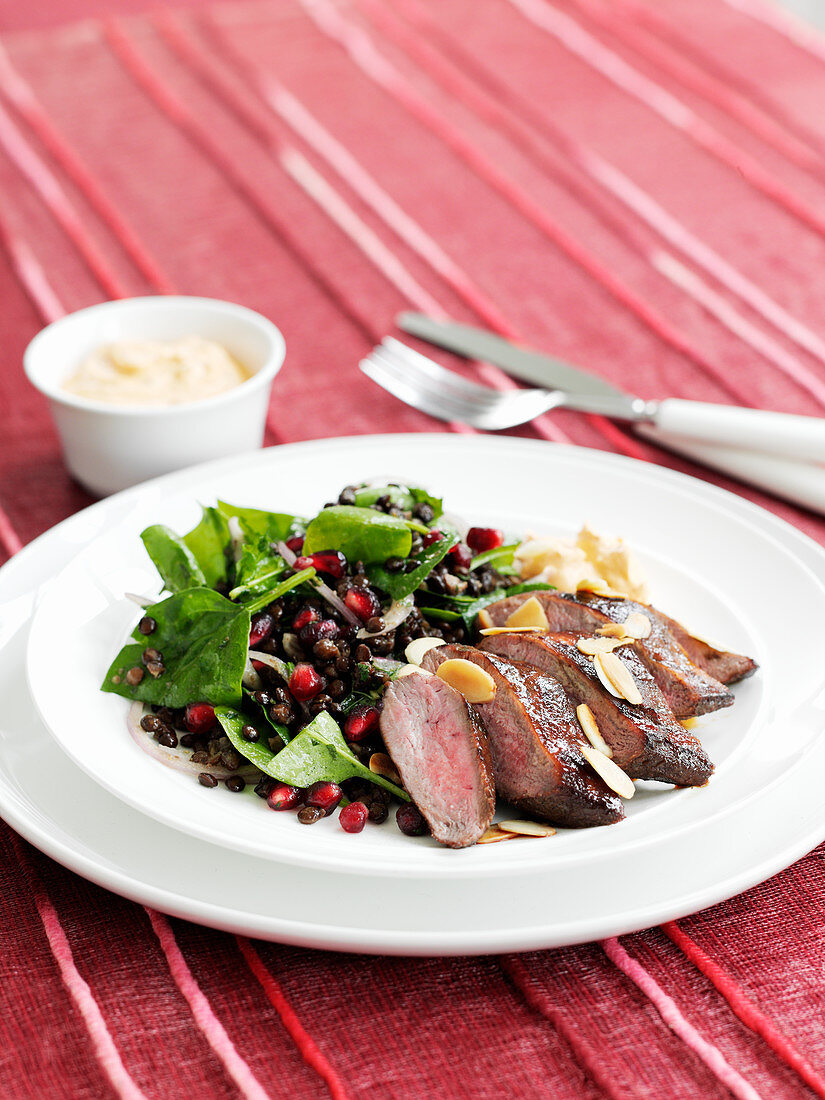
[[313, 639, 339, 661], [225, 775, 246, 792], [125, 666, 144, 686], [140, 713, 168, 734], [190, 751, 209, 764], [155, 729, 178, 749], [297, 805, 325, 824], [241, 724, 260, 743], [198, 773, 218, 788], [142, 647, 162, 664], [338, 486, 357, 504], [366, 616, 384, 634], [269, 703, 292, 725], [145, 661, 165, 678], [138, 616, 157, 635], [355, 644, 371, 663], [384, 557, 405, 573], [412, 502, 435, 523]]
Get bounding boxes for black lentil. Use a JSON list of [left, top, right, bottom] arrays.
[[297, 806, 325, 824], [138, 616, 157, 635], [198, 772, 218, 788], [125, 666, 144, 686], [241, 724, 260, 743]]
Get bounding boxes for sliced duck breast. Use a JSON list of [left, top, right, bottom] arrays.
[[422, 644, 625, 827], [652, 609, 757, 685], [380, 669, 495, 848], [479, 632, 713, 788], [482, 590, 739, 718]]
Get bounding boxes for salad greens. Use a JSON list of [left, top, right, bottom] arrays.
[[183, 506, 231, 589], [419, 581, 554, 633], [102, 588, 250, 708], [366, 529, 458, 601], [141, 525, 206, 594], [303, 505, 411, 564]]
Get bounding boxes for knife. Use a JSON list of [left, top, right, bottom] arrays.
[[396, 312, 825, 514]]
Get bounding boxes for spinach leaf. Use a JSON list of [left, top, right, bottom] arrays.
[[266, 712, 409, 799], [230, 534, 289, 601], [302, 506, 411, 564], [215, 707, 288, 771], [140, 525, 206, 594], [102, 588, 250, 708], [367, 530, 459, 600], [469, 543, 519, 575], [181, 506, 232, 589], [244, 566, 316, 615], [217, 501, 301, 543], [353, 484, 443, 519], [459, 582, 555, 632], [419, 606, 462, 622]]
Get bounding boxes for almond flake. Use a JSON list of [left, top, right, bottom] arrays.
[[575, 703, 614, 758], [497, 820, 555, 837], [477, 608, 494, 630], [576, 636, 625, 656], [369, 753, 402, 785], [404, 636, 446, 666], [436, 658, 497, 703], [623, 611, 652, 640], [593, 650, 643, 705], [504, 596, 550, 630], [479, 626, 544, 636], [477, 826, 517, 844], [394, 663, 424, 678], [576, 579, 624, 599], [580, 743, 636, 799], [596, 623, 627, 639]]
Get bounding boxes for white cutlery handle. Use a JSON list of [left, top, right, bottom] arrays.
[[654, 399, 825, 462], [637, 425, 825, 515]]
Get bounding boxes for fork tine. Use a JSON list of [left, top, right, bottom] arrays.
[[359, 353, 471, 425], [376, 342, 501, 409], [365, 349, 502, 418]]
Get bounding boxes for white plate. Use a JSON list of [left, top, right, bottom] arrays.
[[25, 435, 825, 877], [3, 441, 825, 954]]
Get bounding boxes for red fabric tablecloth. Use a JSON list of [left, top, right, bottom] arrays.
[[1, 1, 824, 1097]]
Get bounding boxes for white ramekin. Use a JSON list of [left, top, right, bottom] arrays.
[[24, 296, 286, 497]]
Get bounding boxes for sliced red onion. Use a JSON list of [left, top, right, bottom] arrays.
[[281, 633, 304, 661], [127, 703, 258, 780], [357, 594, 415, 639], [247, 649, 291, 681], [242, 659, 263, 690], [126, 592, 154, 608], [276, 540, 361, 628], [228, 516, 244, 564], [373, 656, 404, 674]]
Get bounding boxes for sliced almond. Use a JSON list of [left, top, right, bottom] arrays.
[[593, 650, 643, 705], [580, 743, 635, 799], [680, 717, 699, 729], [394, 663, 424, 679], [477, 826, 517, 844], [477, 608, 494, 630], [596, 622, 627, 639], [404, 636, 446, 666], [369, 752, 402, 785], [576, 578, 623, 599], [576, 636, 625, 656], [623, 611, 652, 640], [436, 658, 496, 703], [575, 703, 614, 758], [497, 820, 555, 837], [504, 596, 550, 630], [479, 626, 544, 636]]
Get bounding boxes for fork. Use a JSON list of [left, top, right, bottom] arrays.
[[359, 338, 825, 514], [359, 337, 647, 430]]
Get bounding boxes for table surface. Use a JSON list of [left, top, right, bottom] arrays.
[[2, 1, 825, 1098]]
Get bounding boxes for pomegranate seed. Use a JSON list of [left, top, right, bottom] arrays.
[[292, 608, 320, 631], [288, 663, 324, 701], [250, 659, 266, 672], [339, 802, 368, 833], [299, 618, 340, 647], [285, 535, 305, 553], [466, 527, 505, 552], [306, 550, 347, 579], [396, 803, 430, 837], [345, 587, 380, 621], [294, 555, 314, 571], [305, 781, 344, 814], [422, 530, 444, 547], [344, 705, 380, 741], [267, 783, 303, 811], [448, 542, 473, 570], [249, 611, 276, 647], [184, 703, 217, 736]]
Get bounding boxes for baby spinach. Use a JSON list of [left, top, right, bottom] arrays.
[[353, 484, 442, 519], [140, 525, 206, 594], [302, 505, 411, 564], [183, 506, 232, 589], [459, 582, 555, 631], [215, 707, 288, 771], [265, 712, 409, 799], [230, 534, 289, 601], [102, 588, 250, 708], [217, 501, 301, 543], [367, 530, 459, 600], [469, 543, 519, 575]]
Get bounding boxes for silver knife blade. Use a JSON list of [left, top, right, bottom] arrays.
[[396, 312, 629, 401]]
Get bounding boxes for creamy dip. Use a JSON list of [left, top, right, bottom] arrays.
[[515, 524, 648, 601], [62, 336, 250, 406]]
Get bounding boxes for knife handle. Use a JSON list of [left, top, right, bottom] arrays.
[[638, 425, 825, 515], [654, 399, 825, 463]]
